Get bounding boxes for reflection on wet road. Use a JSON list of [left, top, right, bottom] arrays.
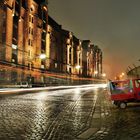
[[1, 84, 140, 140], [0, 84, 103, 140]]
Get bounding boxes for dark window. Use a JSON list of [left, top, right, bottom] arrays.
[[22, 0, 27, 9], [11, 71, 17, 82], [0, 70, 5, 81], [15, 1, 19, 14], [32, 17, 34, 23], [12, 49, 18, 64], [31, 63, 34, 70], [69, 68, 71, 73], [43, 10, 47, 22], [28, 63, 30, 70], [16, 0, 20, 3], [41, 31, 46, 50], [30, 8, 33, 12], [69, 47, 72, 64], [38, 5, 42, 18], [12, 7, 18, 45], [28, 39, 30, 46], [31, 29, 33, 35]]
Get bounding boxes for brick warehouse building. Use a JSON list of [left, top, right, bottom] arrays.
[[0, 0, 103, 86]]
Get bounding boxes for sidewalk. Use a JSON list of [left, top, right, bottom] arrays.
[[77, 88, 112, 140]]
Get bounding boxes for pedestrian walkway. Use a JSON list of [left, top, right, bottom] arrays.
[[77, 88, 112, 140]]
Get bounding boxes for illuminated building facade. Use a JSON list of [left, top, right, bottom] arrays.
[[82, 40, 102, 78], [0, 0, 49, 85], [0, 0, 102, 86], [94, 45, 102, 77], [73, 36, 82, 76], [47, 16, 63, 72], [82, 40, 90, 77]]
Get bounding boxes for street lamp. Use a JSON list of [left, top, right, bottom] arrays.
[[94, 71, 98, 74], [121, 72, 125, 76], [102, 73, 106, 77], [28, 53, 47, 85], [75, 65, 81, 70], [120, 75, 122, 78], [94, 71, 98, 78], [75, 65, 81, 76], [39, 54, 46, 60]]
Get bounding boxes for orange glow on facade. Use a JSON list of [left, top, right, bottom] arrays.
[[0, 0, 103, 86]]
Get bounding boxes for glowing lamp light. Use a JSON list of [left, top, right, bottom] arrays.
[[43, 6, 48, 11], [102, 73, 106, 77], [94, 71, 98, 74], [19, 17, 22, 22], [120, 75, 122, 78], [12, 44, 17, 50], [122, 72, 125, 76], [75, 65, 81, 70], [39, 54, 46, 59]]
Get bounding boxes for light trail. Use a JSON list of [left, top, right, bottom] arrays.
[[0, 83, 107, 94]]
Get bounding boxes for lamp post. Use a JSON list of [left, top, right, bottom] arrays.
[[28, 53, 47, 86], [102, 73, 106, 78], [75, 65, 81, 84], [94, 70, 98, 78], [75, 65, 81, 70], [39, 54, 47, 60], [75, 65, 81, 75]]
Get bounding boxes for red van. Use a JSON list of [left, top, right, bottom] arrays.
[[109, 78, 140, 108]]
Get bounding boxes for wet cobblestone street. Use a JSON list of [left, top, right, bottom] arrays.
[[0, 85, 140, 140]]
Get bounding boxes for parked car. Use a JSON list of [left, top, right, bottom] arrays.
[[15, 81, 32, 88], [109, 78, 140, 108]]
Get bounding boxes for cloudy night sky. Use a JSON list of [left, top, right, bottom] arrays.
[[48, 0, 140, 79]]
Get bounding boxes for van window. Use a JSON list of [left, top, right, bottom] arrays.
[[135, 80, 140, 88]]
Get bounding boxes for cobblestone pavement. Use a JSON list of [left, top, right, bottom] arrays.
[[0, 85, 140, 140]]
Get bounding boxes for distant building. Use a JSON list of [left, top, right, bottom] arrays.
[[82, 41, 102, 78], [82, 40, 90, 77], [73, 36, 82, 76], [94, 45, 102, 77]]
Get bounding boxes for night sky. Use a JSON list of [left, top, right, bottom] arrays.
[[48, 0, 140, 79]]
